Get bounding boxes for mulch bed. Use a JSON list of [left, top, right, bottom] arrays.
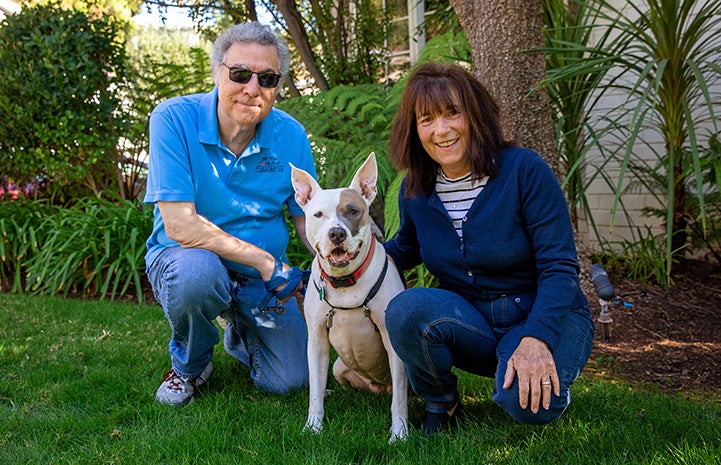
[[586, 260, 721, 401]]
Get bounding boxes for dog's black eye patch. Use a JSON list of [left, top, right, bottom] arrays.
[[345, 204, 362, 217], [338, 189, 368, 237]]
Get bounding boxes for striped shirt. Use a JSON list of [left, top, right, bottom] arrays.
[[436, 169, 488, 238]]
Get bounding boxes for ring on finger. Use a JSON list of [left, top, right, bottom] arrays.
[[541, 381, 552, 386]]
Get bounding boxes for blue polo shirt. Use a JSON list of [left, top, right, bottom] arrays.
[[144, 87, 316, 277]]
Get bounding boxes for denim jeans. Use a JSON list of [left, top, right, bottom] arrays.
[[385, 287, 594, 424], [148, 246, 309, 394]]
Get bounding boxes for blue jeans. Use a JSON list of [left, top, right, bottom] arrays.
[[148, 247, 309, 394], [385, 287, 594, 424]]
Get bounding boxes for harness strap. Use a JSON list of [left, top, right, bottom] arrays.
[[314, 254, 389, 330]]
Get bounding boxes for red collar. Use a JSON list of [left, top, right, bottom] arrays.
[[318, 236, 377, 288]]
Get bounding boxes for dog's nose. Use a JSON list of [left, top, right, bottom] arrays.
[[328, 227, 347, 244]]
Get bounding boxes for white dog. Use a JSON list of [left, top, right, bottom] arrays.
[[291, 153, 409, 443]]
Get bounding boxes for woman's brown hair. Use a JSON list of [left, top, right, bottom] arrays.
[[389, 62, 510, 197]]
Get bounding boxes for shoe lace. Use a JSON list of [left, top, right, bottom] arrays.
[[162, 369, 195, 393]]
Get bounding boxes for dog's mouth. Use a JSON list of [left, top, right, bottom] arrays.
[[326, 244, 361, 268]]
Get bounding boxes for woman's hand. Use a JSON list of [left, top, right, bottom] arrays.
[[503, 336, 560, 413]]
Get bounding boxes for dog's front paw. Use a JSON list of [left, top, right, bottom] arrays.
[[388, 418, 409, 444], [303, 416, 323, 435]]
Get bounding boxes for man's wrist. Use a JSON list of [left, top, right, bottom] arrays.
[[259, 255, 281, 281], [270, 257, 284, 280]]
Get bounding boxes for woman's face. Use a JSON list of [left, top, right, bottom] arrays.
[[415, 103, 470, 178]]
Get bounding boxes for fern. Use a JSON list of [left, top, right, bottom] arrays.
[[278, 83, 396, 150], [417, 29, 472, 65]]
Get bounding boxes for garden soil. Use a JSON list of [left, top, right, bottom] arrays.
[[586, 260, 721, 401]]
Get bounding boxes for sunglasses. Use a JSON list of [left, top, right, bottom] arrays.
[[221, 63, 282, 88]]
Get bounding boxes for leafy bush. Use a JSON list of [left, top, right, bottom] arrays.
[[598, 225, 682, 289], [30, 196, 152, 303], [277, 83, 398, 228], [0, 201, 53, 293], [0, 2, 127, 202], [119, 28, 213, 201]]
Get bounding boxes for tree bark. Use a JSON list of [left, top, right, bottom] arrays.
[[448, 0, 559, 176], [244, 0, 257, 21], [271, 0, 329, 91]]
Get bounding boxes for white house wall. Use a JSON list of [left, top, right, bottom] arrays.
[[576, 0, 720, 253]]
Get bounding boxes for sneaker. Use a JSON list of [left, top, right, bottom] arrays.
[[155, 362, 213, 406], [422, 401, 463, 436]]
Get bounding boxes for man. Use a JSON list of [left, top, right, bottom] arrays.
[[144, 22, 317, 406]]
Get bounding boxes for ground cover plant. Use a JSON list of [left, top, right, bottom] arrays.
[[0, 197, 152, 304], [1, 293, 719, 465]]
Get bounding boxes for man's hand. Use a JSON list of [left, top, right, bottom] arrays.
[[503, 336, 560, 413], [263, 259, 305, 304], [271, 260, 304, 304]]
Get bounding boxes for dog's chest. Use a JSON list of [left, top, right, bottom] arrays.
[[327, 307, 390, 379], [327, 307, 382, 347]]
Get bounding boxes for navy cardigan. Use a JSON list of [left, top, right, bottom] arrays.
[[384, 146, 589, 351]]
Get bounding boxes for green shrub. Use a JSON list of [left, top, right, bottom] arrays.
[[0, 2, 127, 201], [599, 225, 683, 289], [0, 200, 54, 293]]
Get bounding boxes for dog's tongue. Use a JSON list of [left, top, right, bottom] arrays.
[[328, 249, 352, 268]]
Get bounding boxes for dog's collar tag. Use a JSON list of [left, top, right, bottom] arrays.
[[326, 307, 334, 329]]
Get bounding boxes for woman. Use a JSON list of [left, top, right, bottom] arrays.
[[384, 62, 594, 435]]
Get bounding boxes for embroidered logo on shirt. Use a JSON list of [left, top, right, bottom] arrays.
[[256, 156, 284, 173]]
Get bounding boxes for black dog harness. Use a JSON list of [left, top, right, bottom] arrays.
[[313, 246, 389, 330]]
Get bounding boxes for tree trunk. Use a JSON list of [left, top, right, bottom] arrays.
[[216, 0, 256, 22], [271, 0, 329, 91], [245, 0, 257, 21], [448, 0, 559, 176]]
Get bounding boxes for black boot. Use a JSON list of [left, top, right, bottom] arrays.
[[422, 402, 463, 436]]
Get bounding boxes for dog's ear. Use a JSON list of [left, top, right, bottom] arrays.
[[290, 163, 321, 209], [350, 152, 378, 205]]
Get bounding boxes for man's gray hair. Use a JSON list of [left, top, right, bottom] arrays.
[[211, 22, 291, 76]]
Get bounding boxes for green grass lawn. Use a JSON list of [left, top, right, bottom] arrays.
[[1, 293, 719, 464]]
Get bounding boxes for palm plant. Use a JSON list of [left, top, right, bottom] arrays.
[[543, 0, 721, 285], [541, 0, 629, 233]]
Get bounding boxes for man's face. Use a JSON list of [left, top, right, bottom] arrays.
[[214, 42, 280, 128]]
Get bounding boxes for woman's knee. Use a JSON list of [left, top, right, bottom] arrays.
[[492, 383, 570, 425], [385, 288, 446, 330]]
